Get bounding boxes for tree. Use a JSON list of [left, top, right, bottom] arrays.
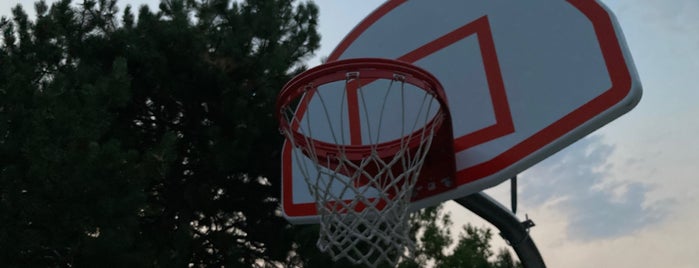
[[1, 0, 319, 266], [399, 205, 523, 268]]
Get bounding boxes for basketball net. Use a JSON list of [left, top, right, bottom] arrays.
[[277, 59, 451, 267]]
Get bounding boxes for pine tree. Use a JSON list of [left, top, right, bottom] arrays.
[[1, 0, 319, 266]]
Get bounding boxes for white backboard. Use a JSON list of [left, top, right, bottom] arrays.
[[282, 0, 642, 224]]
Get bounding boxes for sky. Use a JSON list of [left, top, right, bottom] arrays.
[[2, 0, 698, 267]]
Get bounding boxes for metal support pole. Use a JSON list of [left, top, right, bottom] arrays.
[[455, 192, 546, 268], [511, 175, 518, 214]]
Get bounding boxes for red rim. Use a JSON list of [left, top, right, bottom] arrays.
[[276, 58, 451, 160]]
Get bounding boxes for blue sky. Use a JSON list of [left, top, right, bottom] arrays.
[[2, 1, 697, 267]]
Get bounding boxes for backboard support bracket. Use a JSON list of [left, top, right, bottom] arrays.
[[511, 175, 518, 214], [456, 192, 546, 268]]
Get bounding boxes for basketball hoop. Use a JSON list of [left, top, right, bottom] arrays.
[[276, 58, 455, 267]]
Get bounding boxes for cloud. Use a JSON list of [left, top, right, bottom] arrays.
[[519, 135, 672, 240], [605, 0, 699, 48]]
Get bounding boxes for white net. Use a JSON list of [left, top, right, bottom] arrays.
[[280, 74, 445, 267]]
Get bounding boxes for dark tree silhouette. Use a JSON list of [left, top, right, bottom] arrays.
[[1, 0, 318, 266]]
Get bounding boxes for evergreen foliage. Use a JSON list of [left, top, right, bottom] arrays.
[[1, 0, 318, 266]]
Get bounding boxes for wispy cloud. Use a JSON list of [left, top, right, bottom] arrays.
[[520, 135, 672, 240]]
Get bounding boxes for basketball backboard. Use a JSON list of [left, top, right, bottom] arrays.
[[282, 0, 641, 224]]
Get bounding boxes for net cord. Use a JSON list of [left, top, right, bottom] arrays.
[[282, 76, 440, 267], [278, 59, 449, 268]]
